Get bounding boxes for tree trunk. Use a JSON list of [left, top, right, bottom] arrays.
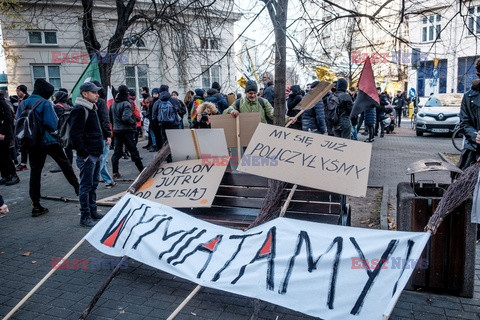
[[272, 0, 288, 127]]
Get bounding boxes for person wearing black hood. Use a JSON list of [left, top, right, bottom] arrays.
[[333, 78, 353, 139], [152, 85, 181, 162], [287, 84, 303, 130], [205, 88, 228, 114], [110, 85, 144, 179], [22, 79, 79, 217], [144, 88, 159, 151]]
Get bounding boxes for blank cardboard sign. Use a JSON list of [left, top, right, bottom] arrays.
[[237, 123, 372, 197], [210, 113, 261, 147], [135, 159, 228, 207], [166, 129, 228, 162]]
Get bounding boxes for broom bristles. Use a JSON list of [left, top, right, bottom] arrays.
[[426, 161, 480, 234]]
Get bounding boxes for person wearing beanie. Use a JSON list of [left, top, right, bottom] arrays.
[[223, 80, 295, 125], [110, 84, 144, 179], [212, 82, 221, 91], [21, 79, 79, 217], [159, 84, 169, 93], [70, 81, 105, 228]]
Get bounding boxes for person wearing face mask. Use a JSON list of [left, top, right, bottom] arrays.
[[224, 80, 295, 125]]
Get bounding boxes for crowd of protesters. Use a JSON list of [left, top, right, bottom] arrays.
[[0, 76, 415, 227]]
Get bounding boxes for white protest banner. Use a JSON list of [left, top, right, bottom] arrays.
[[86, 194, 430, 320], [237, 123, 372, 197], [134, 159, 227, 207]]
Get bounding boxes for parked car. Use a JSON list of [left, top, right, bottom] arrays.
[[415, 95, 460, 136]]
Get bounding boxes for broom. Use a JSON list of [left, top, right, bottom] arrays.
[[425, 161, 480, 234]]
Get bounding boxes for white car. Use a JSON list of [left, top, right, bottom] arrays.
[[415, 96, 460, 136]]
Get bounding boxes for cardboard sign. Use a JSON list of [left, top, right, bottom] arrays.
[[86, 194, 430, 320], [166, 129, 229, 162], [294, 81, 334, 111], [237, 123, 372, 197], [134, 159, 228, 207], [210, 113, 261, 147]]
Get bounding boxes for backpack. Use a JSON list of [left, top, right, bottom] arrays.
[[15, 98, 45, 147], [157, 99, 177, 124], [235, 98, 273, 124], [59, 107, 88, 147], [326, 93, 340, 126]]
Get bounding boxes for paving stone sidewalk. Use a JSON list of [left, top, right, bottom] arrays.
[[0, 120, 478, 320]]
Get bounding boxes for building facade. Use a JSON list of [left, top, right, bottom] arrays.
[[0, 0, 241, 98], [406, 0, 480, 97]]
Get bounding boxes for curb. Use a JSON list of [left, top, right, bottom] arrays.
[[438, 151, 456, 166], [380, 184, 389, 230]]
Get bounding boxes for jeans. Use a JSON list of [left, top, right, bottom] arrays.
[[29, 144, 79, 203], [76, 155, 102, 220], [100, 140, 113, 185], [149, 127, 157, 147], [111, 131, 144, 174]]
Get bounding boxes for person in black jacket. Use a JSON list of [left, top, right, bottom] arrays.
[[262, 81, 274, 107], [334, 78, 353, 139], [0, 92, 19, 186], [70, 82, 105, 228], [375, 88, 390, 138], [301, 81, 327, 135], [110, 85, 144, 178], [287, 85, 303, 130]]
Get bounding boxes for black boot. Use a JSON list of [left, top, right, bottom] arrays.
[[32, 202, 49, 217]]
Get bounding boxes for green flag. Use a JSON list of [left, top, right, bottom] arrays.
[[70, 55, 101, 104]]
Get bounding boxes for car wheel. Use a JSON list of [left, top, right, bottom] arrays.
[[416, 130, 423, 136]]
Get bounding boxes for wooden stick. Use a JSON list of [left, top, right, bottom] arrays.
[[236, 116, 242, 163], [79, 256, 129, 320], [280, 184, 297, 217], [166, 284, 203, 320], [3, 238, 86, 320], [128, 143, 171, 194], [191, 129, 201, 159]]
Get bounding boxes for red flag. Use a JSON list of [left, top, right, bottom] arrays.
[[350, 56, 380, 117]]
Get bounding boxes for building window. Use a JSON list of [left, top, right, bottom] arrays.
[[28, 31, 57, 45], [417, 59, 447, 96], [125, 65, 148, 96], [422, 15, 441, 42], [457, 56, 479, 93], [201, 65, 221, 89], [200, 38, 219, 50], [32, 65, 61, 90], [468, 7, 480, 35]]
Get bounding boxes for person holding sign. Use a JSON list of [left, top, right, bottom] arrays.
[[224, 80, 295, 125], [192, 102, 219, 129]]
